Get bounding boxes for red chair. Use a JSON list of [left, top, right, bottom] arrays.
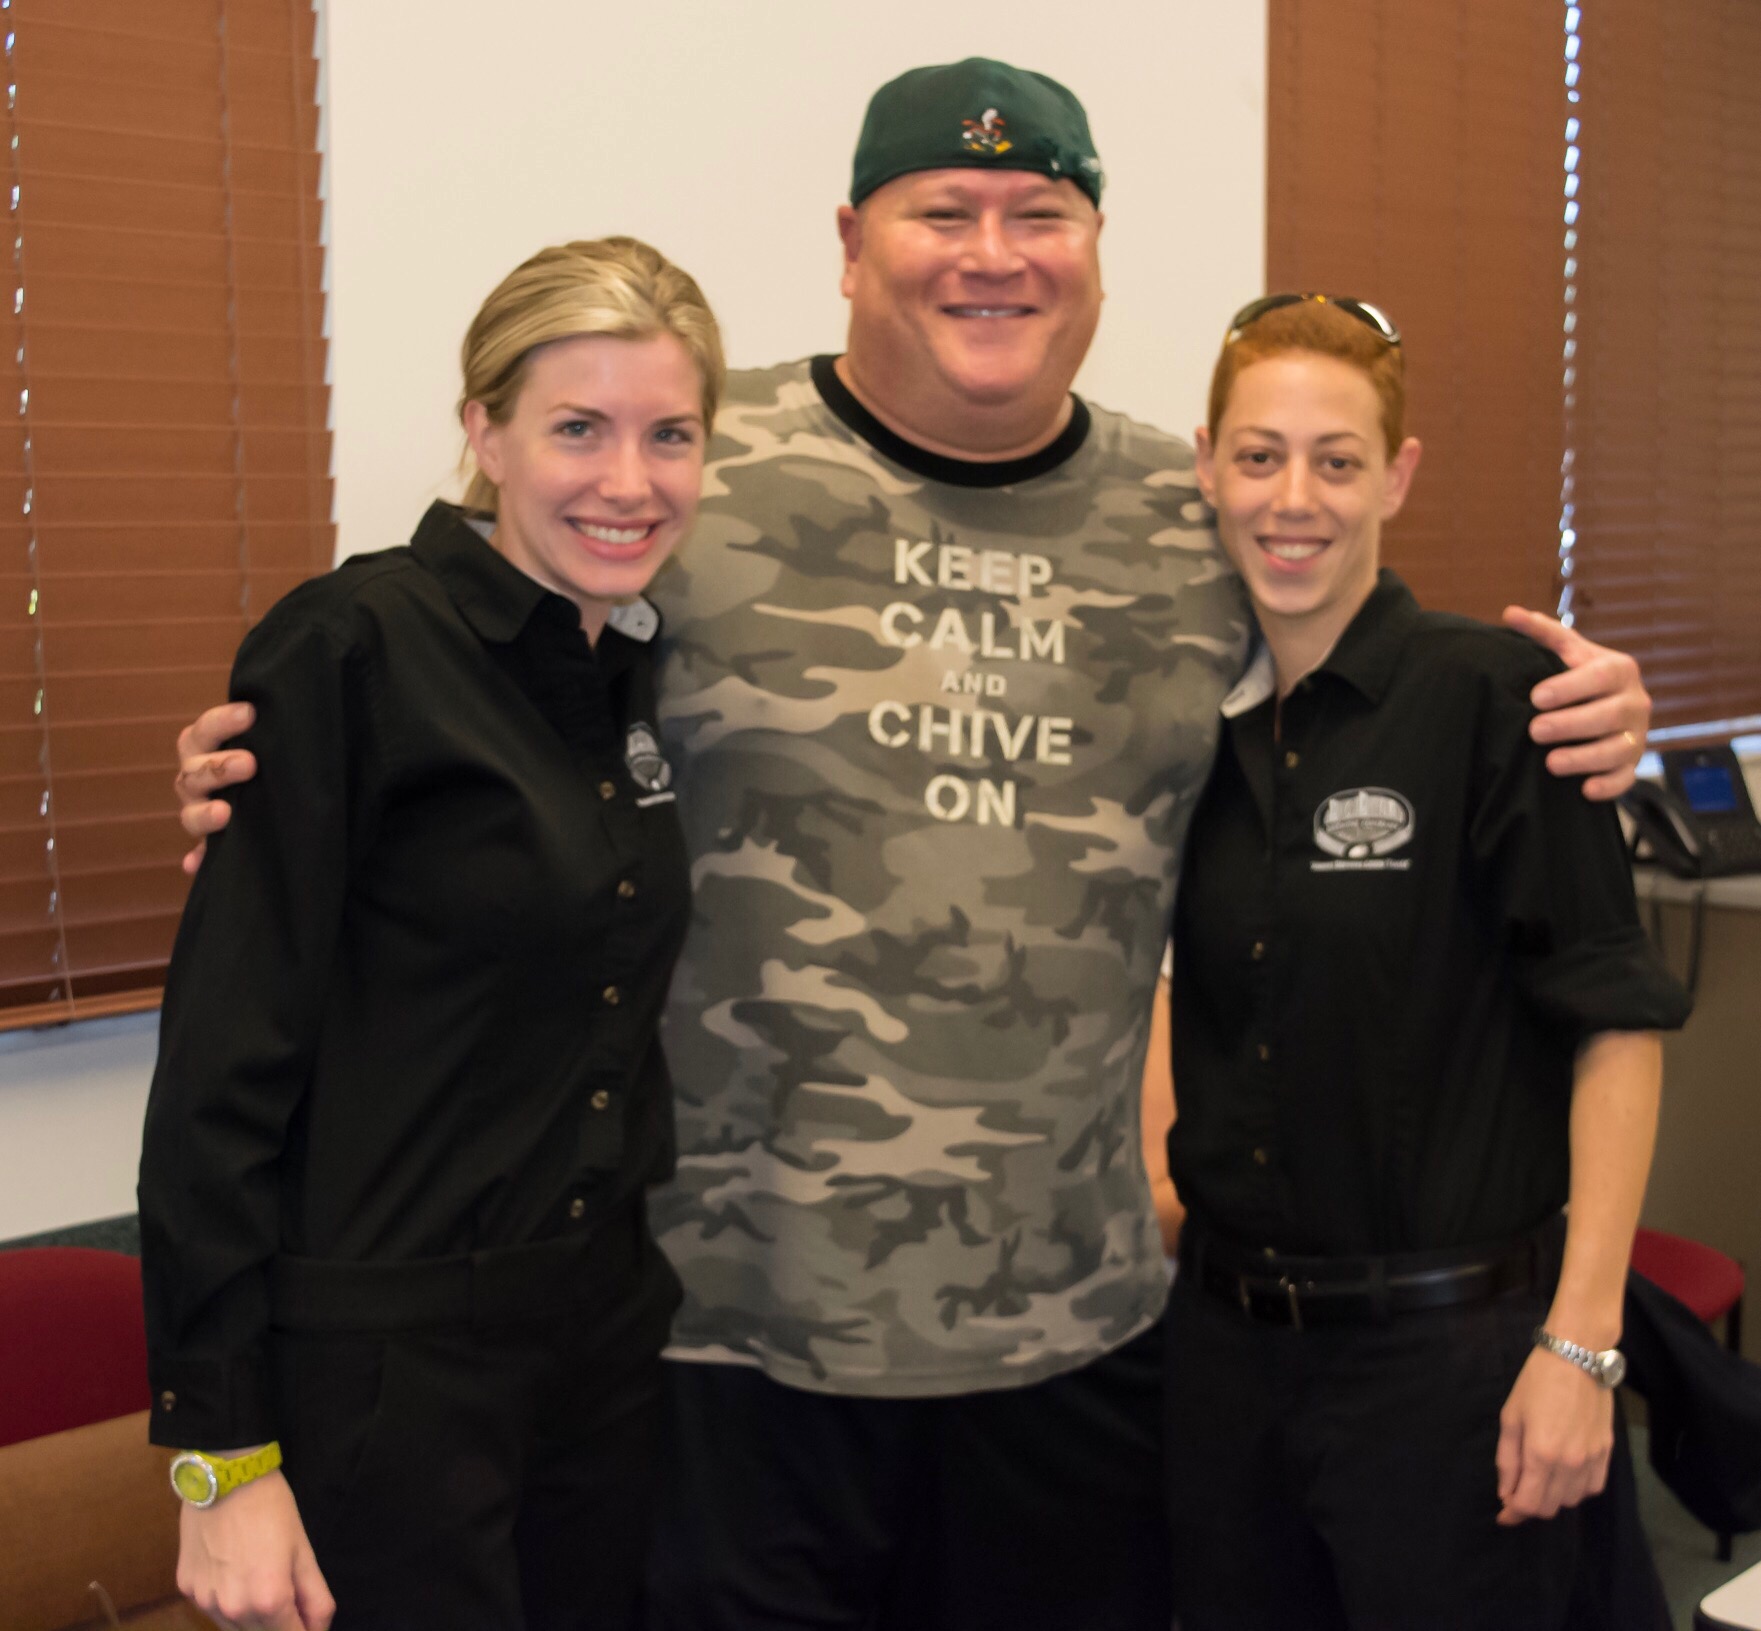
[[1631, 1226, 1747, 1561], [0, 1246, 150, 1448]]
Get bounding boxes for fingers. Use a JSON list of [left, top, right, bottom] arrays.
[[1532, 733, 1643, 801], [293, 1545, 337, 1631], [1495, 1411, 1522, 1508], [176, 749, 259, 815], [177, 701, 256, 763], [1502, 605, 1587, 664], [182, 836, 210, 878], [1505, 609, 1654, 789], [1495, 1423, 1613, 1525], [1527, 662, 1647, 740]]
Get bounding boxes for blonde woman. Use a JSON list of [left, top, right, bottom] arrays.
[[138, 238, 722, 1631]]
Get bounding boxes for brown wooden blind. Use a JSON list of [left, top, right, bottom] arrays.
[[1266, 0, 1567, 621], [0, 0, 331, 1027], [1565, 0, 1761, 736]]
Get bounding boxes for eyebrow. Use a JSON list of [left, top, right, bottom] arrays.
[[1232, 426, 1369, 445], [548, 403, 704, 425]]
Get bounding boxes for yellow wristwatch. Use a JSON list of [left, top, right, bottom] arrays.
[[168, 1443, 283, 1508]]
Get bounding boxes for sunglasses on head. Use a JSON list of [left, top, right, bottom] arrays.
[[1224, 292, 1402, 348]]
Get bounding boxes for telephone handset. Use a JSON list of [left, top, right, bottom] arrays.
[[1620, 745, 1761, 879]]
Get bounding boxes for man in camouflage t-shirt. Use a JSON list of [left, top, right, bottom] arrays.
[[175, 54, 1654, 1631], [638, 62, 1240, 1629]]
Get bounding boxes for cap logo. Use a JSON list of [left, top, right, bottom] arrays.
[[961, 108, 1013, 156]]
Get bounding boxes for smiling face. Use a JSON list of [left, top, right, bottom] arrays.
[[1196, 350, 1422, 680], [465, 332, 705, 642], [837, 167, 1103, 453]]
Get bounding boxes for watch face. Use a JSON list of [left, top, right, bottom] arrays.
[[170, 1454, 218, 1507], [1597, 1349, 1627, 1389]]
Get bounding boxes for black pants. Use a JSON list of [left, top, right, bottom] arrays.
[[647, 1316, 1172, 1631], [271, 1221, 677, 1631], [1166, 1271, 1595, 1631]]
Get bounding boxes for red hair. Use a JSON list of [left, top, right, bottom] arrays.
[[1207, 299, 1405, 459]]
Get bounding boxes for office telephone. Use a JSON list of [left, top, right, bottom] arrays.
[[1620, 744, 1761, 879]]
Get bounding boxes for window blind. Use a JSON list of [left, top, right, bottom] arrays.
[[1564, 0, 1761, 736], [0, 0, 331, 1026], [1265, 0, 1569, 622]]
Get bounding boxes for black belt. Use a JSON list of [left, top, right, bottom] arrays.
[[1179, 1215, 1561, 1330], [268, 1204, 645, 1333]]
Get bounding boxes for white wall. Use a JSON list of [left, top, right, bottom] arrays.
[[325, 1, 1270, 559], [0, 2, 1269, 1242]]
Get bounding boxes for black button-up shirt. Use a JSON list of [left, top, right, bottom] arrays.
[[1171, 571, 1691, 1257], [140, 502, 690, 1448]]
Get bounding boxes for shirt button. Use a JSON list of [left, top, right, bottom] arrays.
[[1283, 750, 1300, 770], [568, 1197, 586, 1220], [617, 879, 637, 900], [590, 1089, 611, 1111], [1257, 1042, 1272, 1063], [1251, 940, 1266, 961], [1252, 1148, 1270, 1167], [602, 985, 621, 1006], [158, 1390, 177, 1413], [599, 780, 617, 801]]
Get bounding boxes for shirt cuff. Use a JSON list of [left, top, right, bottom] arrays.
[[1516, 926, 1694, 1040], [146, 1349, 275, 1451]]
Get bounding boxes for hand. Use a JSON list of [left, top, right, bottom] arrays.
[[1501, 608, 1651, 801], [177, 1469, 335, 1630], [175, 703, 258, 875], [1494, 1346, 1614, 1526]]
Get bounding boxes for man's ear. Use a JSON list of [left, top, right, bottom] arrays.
[[463, 398, 504, 487], [1193, 426, 1218, 507], [836, 204, 863, 300], [1380, 436, 1423, 521]]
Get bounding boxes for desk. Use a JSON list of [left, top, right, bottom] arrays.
[[1633, 868, 1761, 913], [1698, 1560, 1761, 1629]]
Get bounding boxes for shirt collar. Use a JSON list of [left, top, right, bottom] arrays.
[[1219, 569, 1420, 718], [1318, 569, 1421, 704], [409, 501, 660, 645]]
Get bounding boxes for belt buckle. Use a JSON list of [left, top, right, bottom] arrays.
[[1279, 1274, 1304, 1332], [1236, 1271, 1306, 1330]]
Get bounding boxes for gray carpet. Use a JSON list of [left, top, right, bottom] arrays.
[[1637, 1422, 1760, 1627]]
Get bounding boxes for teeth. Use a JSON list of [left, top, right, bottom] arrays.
[[574, 523, 649, 544], [950, 307, 1029, 318], [1265, 541, 1324, 560]]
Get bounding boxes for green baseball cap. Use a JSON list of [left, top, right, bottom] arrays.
[[850, 57, 1104, 208]]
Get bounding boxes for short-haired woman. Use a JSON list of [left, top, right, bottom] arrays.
[[1163, 294, 1691, 1630]]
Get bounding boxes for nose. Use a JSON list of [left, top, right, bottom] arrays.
[[961, 209, 1025, 277], [1273, 459, 1315, 514], [597, 435, 652, 507]]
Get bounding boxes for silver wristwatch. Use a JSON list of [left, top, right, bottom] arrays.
[[1533, 1326, 1627, 1389]]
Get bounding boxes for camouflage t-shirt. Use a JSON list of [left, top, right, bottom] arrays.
[[646, 357, 1250, 1397]]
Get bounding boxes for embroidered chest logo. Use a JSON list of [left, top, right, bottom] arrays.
[[624, 723, 675, 806], [961, 108, 1013, 155], [1311, 787, 1414, 872]]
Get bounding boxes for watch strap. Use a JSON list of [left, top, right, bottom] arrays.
[[169, 1441, 283, 1507], [1533, 1326, 1623, 1388]]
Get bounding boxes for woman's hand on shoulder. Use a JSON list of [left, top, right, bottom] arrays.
[[174, 703, 258, 875], [177, 1469, 334, 1631], [1493, 1345, 1615, 1526], [1500, 607, 1651, 800]]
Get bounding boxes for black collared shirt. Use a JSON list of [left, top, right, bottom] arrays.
[[140, 502, 690, 1448], [1170, 570, 1691, 1256]]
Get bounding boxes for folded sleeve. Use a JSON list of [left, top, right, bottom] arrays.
[[1467, 646, 1692, 1042], [138, 593, 365, 1449]]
